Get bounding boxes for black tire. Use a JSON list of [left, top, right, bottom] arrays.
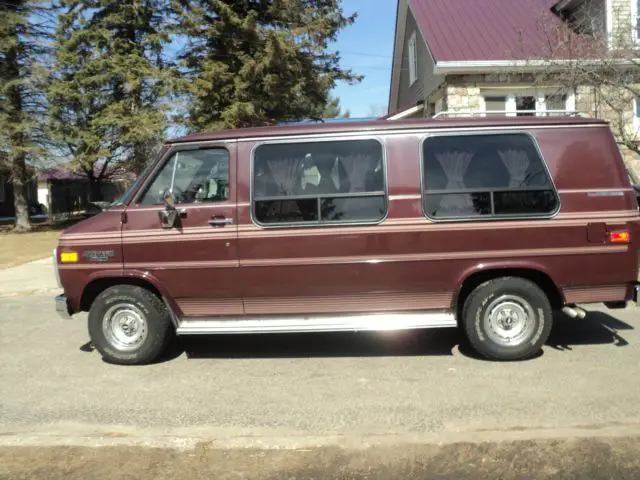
[[88, 285, 173, 365], [461, 277, 552, 361]]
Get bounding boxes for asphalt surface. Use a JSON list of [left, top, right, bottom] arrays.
[[1, 294, 640, 450]]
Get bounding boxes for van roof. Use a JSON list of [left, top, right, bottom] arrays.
[[167, 116, 607, 144]]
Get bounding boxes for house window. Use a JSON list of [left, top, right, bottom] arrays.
[[0, 175, 4, 203], [421, 133, 559, 220], [484, 96, 506, 116], [634, 96, 640, 130], [252, 138, 387, 226], [545, 94, 568, 116], [516, 96, 537, 116], [408, 31, 417, 86]]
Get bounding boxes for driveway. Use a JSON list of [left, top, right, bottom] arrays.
[[1, 294, 639, 451], [0, 257, 59, 297]]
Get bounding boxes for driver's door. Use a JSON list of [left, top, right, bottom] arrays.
[[122, 143, 241, 318]]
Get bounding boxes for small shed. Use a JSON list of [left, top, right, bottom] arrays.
[[36, 168, 130, 220]]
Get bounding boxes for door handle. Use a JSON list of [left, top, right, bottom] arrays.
[[208, 216, 233, 226]]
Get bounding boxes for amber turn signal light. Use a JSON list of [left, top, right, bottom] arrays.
[[609, 230, 630, 243], [60, 251, 79, 263]]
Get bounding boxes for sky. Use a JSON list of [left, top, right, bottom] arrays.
[[327, 0, 398, 118]]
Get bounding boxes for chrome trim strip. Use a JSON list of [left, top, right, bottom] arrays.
[[52, 247, 61, 289], [389, 194, 422, 201], [176, 311, 457, 335], [240, 245, 627, 268]]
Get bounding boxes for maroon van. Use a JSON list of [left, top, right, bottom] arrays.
[[53, 116, 640, 364]]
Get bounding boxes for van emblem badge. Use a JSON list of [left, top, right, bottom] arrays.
[[83, 250, 115, 262]]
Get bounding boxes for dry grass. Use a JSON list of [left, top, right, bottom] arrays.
[[0, 225, 64, 269]]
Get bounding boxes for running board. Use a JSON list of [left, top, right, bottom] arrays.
[[176, 312, 457, 335]]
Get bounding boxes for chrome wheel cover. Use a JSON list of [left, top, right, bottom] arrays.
[[483, 294, 536, 347], [102, 303, 148, 352]]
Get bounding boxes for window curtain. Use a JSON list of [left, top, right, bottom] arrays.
[[498, 150, 530, 187], [435, 151, 473, 189], [337, 153, 378, 216], [434, 151, 474, 213], [340, 153, 376, 193], [266, 157, 303, 196]]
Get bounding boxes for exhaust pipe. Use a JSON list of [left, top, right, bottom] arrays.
[[562, 306, 587, 319]]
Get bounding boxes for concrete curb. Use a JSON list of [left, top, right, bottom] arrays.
[[1, 423, 640, 451]]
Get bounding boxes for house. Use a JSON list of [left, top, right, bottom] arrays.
[[388, 0, 640, 167], [0, 165, 130, 222], [0, 167, 39, 220], [36, 168, 130, 221]]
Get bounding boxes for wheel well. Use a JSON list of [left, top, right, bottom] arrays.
[[455, 269, 564, 317], [80, 278, 162, 312]]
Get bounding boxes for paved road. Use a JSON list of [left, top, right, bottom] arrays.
[[0, 257, 57, 296], [1, 294, 640, 449]]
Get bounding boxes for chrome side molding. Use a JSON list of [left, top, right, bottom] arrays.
[[176, 311, 457, 335]]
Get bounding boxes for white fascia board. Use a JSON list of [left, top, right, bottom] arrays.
[[434, 58, 640, 75], [386, 104, 425, 120]]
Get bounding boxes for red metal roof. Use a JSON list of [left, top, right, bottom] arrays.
[[410, 0, 570, 62]]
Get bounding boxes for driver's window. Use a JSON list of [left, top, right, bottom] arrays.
[[139, 148, 230, 205]]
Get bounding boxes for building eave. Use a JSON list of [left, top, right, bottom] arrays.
[[434, 58, 640, 75]]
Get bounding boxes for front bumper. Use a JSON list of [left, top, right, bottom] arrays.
[[632, 284, 640, 304], [56, 294, 72, 319]]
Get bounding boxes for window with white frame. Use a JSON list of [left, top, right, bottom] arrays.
[[481, 89, 574, 117], [408, 31, 417, 86]]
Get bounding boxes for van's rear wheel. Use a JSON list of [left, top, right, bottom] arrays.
[[88, 285, 173, 365], [461, 277, 552, 361]]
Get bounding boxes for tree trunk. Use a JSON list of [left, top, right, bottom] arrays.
[[89, 177, 103, 202], [6, 22, 31, 233], [11, 151, 31, 232]]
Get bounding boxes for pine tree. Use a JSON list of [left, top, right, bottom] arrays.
[[0, 1, 53, 231], [49, 0, 174, 200], [172, 0, 362, 131], [322, 95, 350, 119]]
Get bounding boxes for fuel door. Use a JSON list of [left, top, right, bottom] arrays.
[[586, 222, 607, 243]]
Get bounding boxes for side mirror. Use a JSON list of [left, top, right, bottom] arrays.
[[157, 189, 184, 229], [163, 189, 176, 210]]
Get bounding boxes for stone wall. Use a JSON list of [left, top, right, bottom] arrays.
[[445, 86, 481, 113]]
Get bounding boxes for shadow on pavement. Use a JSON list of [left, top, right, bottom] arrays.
[[93, 308, 633, 364], [167, 328, 461, 362], [547, 309, 634, 352]]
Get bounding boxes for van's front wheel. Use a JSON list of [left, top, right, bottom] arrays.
[[461, 277, 552, 361], [88, 285, 173, 365]]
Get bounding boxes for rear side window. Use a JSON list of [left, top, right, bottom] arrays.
[[421, 133, 559, 220], [252, 138, 386, 226]]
